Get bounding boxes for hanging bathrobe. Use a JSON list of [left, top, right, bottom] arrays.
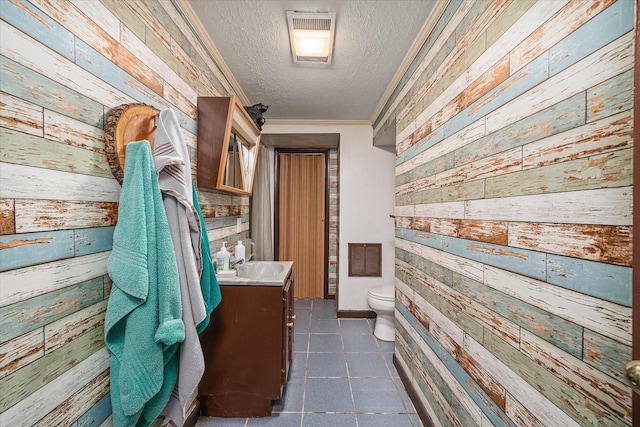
[[104, 140, 185, 427], [153, 108, 207, 427]]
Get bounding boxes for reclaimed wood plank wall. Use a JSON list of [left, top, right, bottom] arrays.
[[372, 0, 635, 425], [0, 0, 248, 425]]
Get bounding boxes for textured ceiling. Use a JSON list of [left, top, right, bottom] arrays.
[[185, 0, 437, 123]]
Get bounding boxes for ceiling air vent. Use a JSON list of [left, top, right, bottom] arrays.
[[286, 11, 336, 64]]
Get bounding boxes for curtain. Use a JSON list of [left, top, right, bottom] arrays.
[[251, 146, 274, 261]]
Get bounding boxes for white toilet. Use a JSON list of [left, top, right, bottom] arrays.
[[367, 285, 396, 341]]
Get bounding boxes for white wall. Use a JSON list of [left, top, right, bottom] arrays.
[[262, 124, 396, 311]]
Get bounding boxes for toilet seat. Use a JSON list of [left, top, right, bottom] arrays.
[[368, 286, 394, 302]]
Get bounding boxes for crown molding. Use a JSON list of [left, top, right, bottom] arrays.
[[370, 0, 450, 124], [265, 119, 372, 127], [175, 0, 250, 106]]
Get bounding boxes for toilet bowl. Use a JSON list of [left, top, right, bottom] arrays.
[[367, 286, 395, 342]]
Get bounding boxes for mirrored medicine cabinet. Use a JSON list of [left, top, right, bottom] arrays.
[[197, 95, 261, 195]]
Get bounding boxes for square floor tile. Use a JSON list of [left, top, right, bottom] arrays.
[[196, 416, 247, 426], [246, 412, 301, 426], [351, 378, 406, 413], [377, 340, 395, 353], [346, 352, 390, 378], [293, 333, 309, 352], [339, 319, 373, 335], [343, 333, 379, 353], [308, 334, 343, 352], [273, 376, 305, 413], [307, 352, 347, 377], [310, 319, 340, 333], [304, 377, 353, 413], [357, 413, 415, 426], [296, 299, 313, 308], [311, 300, 336, 319], [290, 352, 307, 377], [303, 413, 357, 426]]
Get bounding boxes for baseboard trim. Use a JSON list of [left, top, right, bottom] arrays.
[[393, 354, 435, 427], [336, 310, 376, 318]]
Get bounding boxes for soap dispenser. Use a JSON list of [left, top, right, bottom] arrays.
[[217, 242, 230, 271], [234, 240, 245, 264]]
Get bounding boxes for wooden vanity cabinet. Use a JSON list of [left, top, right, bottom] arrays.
[[198, 272, 294, 417]]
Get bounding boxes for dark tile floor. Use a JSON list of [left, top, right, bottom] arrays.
[[196, 298, 422, 427]]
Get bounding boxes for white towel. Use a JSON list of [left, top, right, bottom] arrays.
[[154, 108, 206, 427]]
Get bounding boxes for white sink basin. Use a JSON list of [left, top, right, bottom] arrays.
[[216, 261, 293, 285]]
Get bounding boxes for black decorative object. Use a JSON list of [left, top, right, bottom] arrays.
[[244, 103, 268, 131]]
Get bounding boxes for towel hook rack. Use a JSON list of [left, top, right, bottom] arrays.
[[105, 103, 160, 184]]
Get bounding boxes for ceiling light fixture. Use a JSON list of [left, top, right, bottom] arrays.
[[286, 11, 336, 64]]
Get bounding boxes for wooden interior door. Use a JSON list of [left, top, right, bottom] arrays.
[[278, 153, 325, 299]]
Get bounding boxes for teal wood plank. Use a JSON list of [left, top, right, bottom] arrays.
[[452, 272, 583, 358], [397, 304, 516, 427], [547, 255, 631, 307], [1, 0, 75, 61], [455, 92, 585, 166], [550, 0, 634, 76], [587, 69, 633, 122], [75, 392, 111, 427], [74, 227, 115, 257], [0, 230, 74, 272], [74, 39, 171, 112], [0, 56, 104, 128], [443, 234, 547, 281], [98, 0, 146, 41], [443, 52, 549, 139], [0, 277, 104, 344], [583, 329, 631, 383], [396, 228, 444, 251]]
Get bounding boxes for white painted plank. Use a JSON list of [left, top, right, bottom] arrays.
[[0, 252, 109, 307], [0, 347, 109, 427], [486, 31, 633, 134], [396, 201, 465, 220], [44, 109, 105, 152], [0, 92, 43, 137], [45, 301, 107, 353], [0, 329, 44, 379], [0, 163, 121, 202], [484, 266, 631, 345], [68, 0, 121, 41], [463, 335, 580, 427], [464, 186, 632, 226], [120, 25, 197, 105], [0, 20, 133, 109], [522, 109, 633, 168]]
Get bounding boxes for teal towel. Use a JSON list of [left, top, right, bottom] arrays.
[[104, 140, 185, 427], [193, 183, 222, 334]]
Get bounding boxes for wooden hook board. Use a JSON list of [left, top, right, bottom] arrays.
[[105, 103, 160, 184]]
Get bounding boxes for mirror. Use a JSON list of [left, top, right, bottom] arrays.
[[197, 96, 261, 195]]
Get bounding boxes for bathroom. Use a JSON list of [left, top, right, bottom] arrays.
[[0, 0, 636, 426]]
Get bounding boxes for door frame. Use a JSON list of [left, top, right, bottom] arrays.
[[632, 2, 639, 423], [274, 148, 331, 299]]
